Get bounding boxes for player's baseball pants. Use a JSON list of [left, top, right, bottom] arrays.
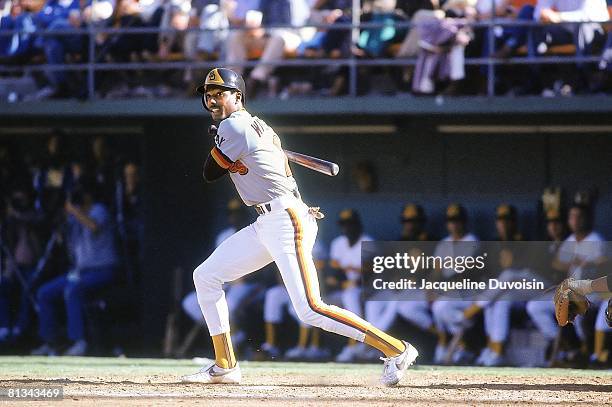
[[182, 282, 258, 323], [193, 195, 368, 342], [264, 284, 301, 325]]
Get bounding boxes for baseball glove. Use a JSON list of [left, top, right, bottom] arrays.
[[554, 278, 590, 326], [606, 299, 612, 328]]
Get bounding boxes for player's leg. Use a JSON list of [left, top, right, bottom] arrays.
[[182, 291, 204, 322], [192, 224, 273, 372], [261, 284, 290, 357], [396, 299, 434, 332], [481, 301, 511, 366], [225, 282, 259, 348], [431, 299, 450, 363], [593, 301, 611, 364], [336, 285, 363, 362], [260, 206, 415, 368], [526, 298, 558, 341]]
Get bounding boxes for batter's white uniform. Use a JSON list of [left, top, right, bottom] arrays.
[[183, 227, 260, 325], [193, 110, 373, 344], [263, 241, 327, 326]]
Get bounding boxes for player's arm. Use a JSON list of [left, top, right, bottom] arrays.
[[203, 151, 228, 183]]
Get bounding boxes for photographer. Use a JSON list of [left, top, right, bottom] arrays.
[[0, 186, 43, 343], [31, 180, 118, 356]]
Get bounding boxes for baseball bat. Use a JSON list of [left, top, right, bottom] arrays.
[[284, 150, 340, 177]]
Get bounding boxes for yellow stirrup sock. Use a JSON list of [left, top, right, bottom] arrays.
[[364, 327, 406, 357], [265, 322, 276, 347], [211, 332, 236, 369], [298, 326, 310, 348]]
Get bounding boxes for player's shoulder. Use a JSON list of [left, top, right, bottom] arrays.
[[330, 235, 347, 248], [462, 233, 479, 242], [586, 231, 605, 242], [218, 110, 253, 137]]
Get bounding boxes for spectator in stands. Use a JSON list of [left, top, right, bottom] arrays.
[[225, 0, 311, 98], [289, 0, 351, 96], [183, 0, 229, 61], [494, 0, 608, 59], [30, 0, 115, 99], [31, 179, 118, 356], [0, 0, 41, 65], [411, 0, 476, 95]]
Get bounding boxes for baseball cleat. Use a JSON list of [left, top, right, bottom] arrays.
[[380, 341, 418, 387], [335, 344, 358, 363], [285, 346, 308, 360], [433, 344, 447, 365], [475, 348, 491, 366], [181, 363, 242, 384]]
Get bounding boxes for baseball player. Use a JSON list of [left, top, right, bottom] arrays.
[[527, 203, 607, 365], [361, 204, 435, 362], [181, 68, 418, 386], [554, 274, 612, 366], [181, 198, 257, 349], [468, 204, 527, 367], [430, 203, 480, 364], [329, 209, 374, 363]]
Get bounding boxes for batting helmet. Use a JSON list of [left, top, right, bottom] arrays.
[[197, 68, 246, 111]]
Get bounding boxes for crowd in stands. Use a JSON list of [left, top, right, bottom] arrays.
[[1, 0, 611, 100], [0, 133, 143, 356]]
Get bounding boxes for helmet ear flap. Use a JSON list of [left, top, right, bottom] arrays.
[[201, 94, 210, 111]]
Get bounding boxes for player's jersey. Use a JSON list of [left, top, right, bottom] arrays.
[[330, 234, 374, 282], [210, 109, 298, 206], [557, 231, 605, 279], [434, 233, 479, 279]]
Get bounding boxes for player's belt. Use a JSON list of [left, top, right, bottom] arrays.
[[254, 189, 300, 215]]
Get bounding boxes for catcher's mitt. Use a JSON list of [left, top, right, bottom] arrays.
[[554, 278, 590, 326], [606, 299, 612, 328]]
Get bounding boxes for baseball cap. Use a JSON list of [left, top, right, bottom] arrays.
[[496, 204, 517, 221], [401, 203, 425, 222], [227, 198, 242, 211], [338, 208, 360, 224], [446, 203, 467, 221]]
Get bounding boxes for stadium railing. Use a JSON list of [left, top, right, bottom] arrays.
[[0, 18, 609, 99]]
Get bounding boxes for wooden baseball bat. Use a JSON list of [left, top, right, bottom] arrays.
[[284, 150, 339, 177]]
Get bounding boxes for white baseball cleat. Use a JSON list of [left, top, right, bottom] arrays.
[[380, 342, 418, 387], [181, 363, 242, 384]]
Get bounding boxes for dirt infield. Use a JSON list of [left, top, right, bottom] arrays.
[[0, 357, 611, 406]]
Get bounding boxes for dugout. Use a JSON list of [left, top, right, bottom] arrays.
[[1, 96, 612, 355]]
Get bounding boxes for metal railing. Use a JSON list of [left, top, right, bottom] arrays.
[[0, 17, 609, 99]]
